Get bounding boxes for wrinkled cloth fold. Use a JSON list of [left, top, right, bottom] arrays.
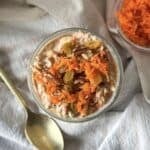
[[0, 0, 46, 21], [0, 0, 149, 150]]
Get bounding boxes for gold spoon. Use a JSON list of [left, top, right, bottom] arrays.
[[0, 68, 64, 150]]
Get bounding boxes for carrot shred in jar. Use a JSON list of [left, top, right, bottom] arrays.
[[117, 0, 150, 47], [34, 52, 109, 115], [32, 31, 117, 118]]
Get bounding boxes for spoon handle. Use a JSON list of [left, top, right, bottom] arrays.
[[0, 68, 28, 111]]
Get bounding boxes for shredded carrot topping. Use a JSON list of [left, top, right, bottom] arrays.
[[117, 0, 150, 47], [33, 50, 109, 116], [32, 32, 117, 117]]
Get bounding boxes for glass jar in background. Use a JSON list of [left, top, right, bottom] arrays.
[[106, 0, 150, 103], [107, 0, 150, 53]]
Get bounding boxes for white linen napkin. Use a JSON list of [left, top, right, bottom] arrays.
[[0, 0, 46, 21], [0, 0, 149, 150]]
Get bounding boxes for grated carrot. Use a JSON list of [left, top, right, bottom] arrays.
[[34, 50, 109, 115], [117, 0, 150, 47]]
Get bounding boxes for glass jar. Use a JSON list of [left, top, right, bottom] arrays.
[[107, 0, 150, 53], [107, 0, 150, 103], [27, 28, 123, 122]]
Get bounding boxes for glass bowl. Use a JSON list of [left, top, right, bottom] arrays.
[[27, 28, 123, 123], [114, 0, 150, 53]]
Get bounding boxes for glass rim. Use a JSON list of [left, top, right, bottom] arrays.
[[115, 0, 150, 52], [27, 27, 124, 123]]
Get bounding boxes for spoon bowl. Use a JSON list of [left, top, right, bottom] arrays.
[[25, 109, 64, 150], [0, 68, 64, 150]]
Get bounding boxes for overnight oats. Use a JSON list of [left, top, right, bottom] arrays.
[[29, 29, 122, 121]]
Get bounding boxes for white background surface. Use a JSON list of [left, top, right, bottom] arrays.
[[0, 0, 149, 150]]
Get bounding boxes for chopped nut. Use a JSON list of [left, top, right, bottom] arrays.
[[45, 50, 54, 57], [81, 53, 89, 60], [44, 57, 52, 67], [101, 97, 105, 103], [103, 88, 108, 94], [100, 45, 104, 51], [111, 86, 115, 92], [85, 95, 89, 99], [98, 99, 103, 106], [59, 67, 65, 73], [68, 111, 74, 118], [96, 90, 102, 98]]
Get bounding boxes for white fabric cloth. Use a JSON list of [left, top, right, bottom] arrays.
[[0, 0, 149, 150]]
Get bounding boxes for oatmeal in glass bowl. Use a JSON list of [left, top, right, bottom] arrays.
[[28, 28, 123, 122]]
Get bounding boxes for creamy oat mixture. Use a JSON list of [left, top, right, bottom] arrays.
[[32, 31, 117, 118]]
